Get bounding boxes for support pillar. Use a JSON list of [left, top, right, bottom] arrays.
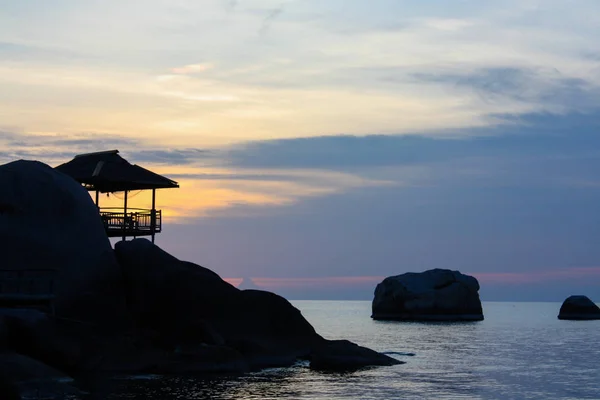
[[151, 188, 156, 244], [122, 190, 128, 241]]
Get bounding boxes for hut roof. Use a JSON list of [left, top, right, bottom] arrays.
[[55, 150, 179, 192]]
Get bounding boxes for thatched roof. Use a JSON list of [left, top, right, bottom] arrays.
[[55, 150, 179, 192]]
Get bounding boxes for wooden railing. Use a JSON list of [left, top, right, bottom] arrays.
[[99, 207, 162, 237], [0, 269, 57, 314]]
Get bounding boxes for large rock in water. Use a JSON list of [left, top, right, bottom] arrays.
[[558, 295, 600, 320], [0, 160, 127, 325], [115, 239, 401, 371], [372, 269, 483, 321]]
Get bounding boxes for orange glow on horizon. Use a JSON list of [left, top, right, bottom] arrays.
[[223, 278, 243, 287], [84, 164, 382, 222]]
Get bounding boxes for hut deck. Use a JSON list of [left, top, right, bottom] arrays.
[[0, 269, 57, 314]]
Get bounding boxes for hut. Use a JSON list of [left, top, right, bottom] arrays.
[[55, 150, 179, 242]]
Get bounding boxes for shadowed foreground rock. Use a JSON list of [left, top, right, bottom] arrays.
[[0, 373, 21, 400], [558, 295, 600, 320], [372, 269, 484, 321]]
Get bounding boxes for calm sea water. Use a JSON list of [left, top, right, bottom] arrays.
[[79, 301, 600, 400]]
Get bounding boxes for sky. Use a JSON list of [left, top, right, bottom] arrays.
[[1, 0, 600, 301]]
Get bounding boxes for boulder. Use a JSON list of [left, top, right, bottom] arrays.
[[0, 309, 83, 372], [0, 160, 127, 326], [115, 239, 400, 371], [558, 295, 600, 320], [0, 353, 82, 400], [0, 315, 8, 351], [115, 239, 320, 369], [0, 374, 21, 400], [0, 352, 70, 383], [154, 344, 248, 374], [372, 268, 483, 321]]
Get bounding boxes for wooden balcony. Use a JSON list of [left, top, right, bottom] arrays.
[[0, 269, 57, 314], [55, 150, 179, 243], [100, 207, 162, 238]]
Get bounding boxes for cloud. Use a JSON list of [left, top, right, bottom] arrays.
[[171, 63, 213, 74], [218, 268, 600, 300], [4, 109, 600, 301], [472, 267, 600, 285], [243, 268, 600, 289], [127, 149, 216, 165], [0, 131, 139, 165], [259, 7, 284, 35], [250, 276, 385, 288], [412, 67, 600, 112], [0, 41, 88, 63], [217, 109, 600, 171], [224, 0, 238, 13], [159, 172, 600, 297], [3, 0, 600, 301], [142, 108, 600, 296]]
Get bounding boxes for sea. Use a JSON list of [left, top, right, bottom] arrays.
[[69, 301, 600, 399]]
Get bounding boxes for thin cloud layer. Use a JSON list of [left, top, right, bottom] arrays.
[[2, 0, 599, 300], [2, 0, 600, 143]]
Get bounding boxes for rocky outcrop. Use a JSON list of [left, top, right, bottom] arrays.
[[0, 160, 127, 326], [310, 340, 404, 371], [114, 239, 400, 371], [0, 374, 21, 400], [0, 352, 70, 384], [558, 295, 600, 320], [372, 269, 484, 321], [0, 159, 401, 397]]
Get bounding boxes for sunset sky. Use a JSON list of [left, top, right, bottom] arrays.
[[2, 0, 600, 300]]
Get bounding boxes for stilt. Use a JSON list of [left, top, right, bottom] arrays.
[[151, 188, 156, 243], [122, 190, 128, 241]]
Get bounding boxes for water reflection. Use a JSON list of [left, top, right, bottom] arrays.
[[77, 301, 600, 400]]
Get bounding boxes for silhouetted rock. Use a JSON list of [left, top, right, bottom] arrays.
[[0, 309, 84, 372], [310, 340, 403, 371], [0, 352, 69, 384], [558, 295, 600, 320], [0, 159, 401, 383], [114, 239, 399, 371], [0, 315, 8, 351], [0, 373, 21, 400], [0, 352, 83, 399], [0, 160, 127, 326], [115, 239, 319, 370], [372, 269, 484, 321]]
